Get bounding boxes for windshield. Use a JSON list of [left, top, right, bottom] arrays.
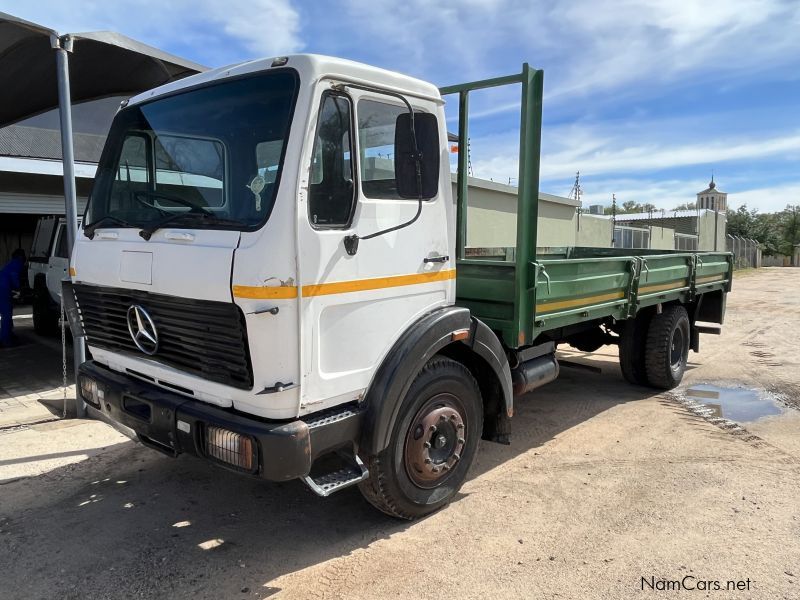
[[87, 70, 299, 232]]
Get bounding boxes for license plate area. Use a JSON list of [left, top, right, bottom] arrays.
[[115, 393, 180, 452], [122, 396, 152, 422]]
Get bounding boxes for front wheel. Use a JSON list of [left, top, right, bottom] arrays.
[[359, 356, 483, 519]]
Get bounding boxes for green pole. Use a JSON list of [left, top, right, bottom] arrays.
[[513, 64, 544, 346], [456, 91, 469, 259]]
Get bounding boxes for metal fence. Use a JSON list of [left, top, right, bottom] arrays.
[[613, 226, 650, 249], [674, 233, 699, 251], [726, 235, 761, 269]]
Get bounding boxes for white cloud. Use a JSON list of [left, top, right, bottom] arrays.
[[543, 132, 800, 180], [342, 0, 800, 100], [2, 0, 303, 62], [202, 0, 303, 56], [723, 182, 800, 213]]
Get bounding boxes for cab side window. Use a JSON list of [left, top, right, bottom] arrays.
[[308, 93, 355, 228], [54, 226, 70, 259], [357, 99, 404, 199]]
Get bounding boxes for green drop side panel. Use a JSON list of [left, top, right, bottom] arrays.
[[532, 257, 634, 334], [694, 253, 733, 294], [636, 254, 694, 308]]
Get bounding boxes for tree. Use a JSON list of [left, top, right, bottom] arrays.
[[671, 202, 696, 211], [603, 200, 653, 215], [777, 205, 800, 256], [726, 204, 782, 255]]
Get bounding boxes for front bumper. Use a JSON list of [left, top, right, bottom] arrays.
[[79, 361, 362, 481]]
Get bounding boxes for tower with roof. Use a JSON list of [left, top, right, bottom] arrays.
[[696, 175, 727, 211]]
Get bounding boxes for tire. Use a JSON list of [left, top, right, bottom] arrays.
[[358, 356, 483, 520], [619, 314, 650, 386], [644, 305, 690, 390], [32, 286, 58, 336]]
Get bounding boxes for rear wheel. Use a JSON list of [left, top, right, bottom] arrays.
[[644, 305, 690, 389], [32, 285, 58, 336], [359, 356, 483, 519], [619, 313, 650, 386]]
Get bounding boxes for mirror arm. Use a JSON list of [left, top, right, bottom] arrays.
[[335, 83, 424, 257]]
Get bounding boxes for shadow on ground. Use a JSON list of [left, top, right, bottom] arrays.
[[0, 351, 659, 599]]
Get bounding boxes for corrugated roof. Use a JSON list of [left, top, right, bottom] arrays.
[[615, 209, 717, 221], [448, 173, 580, 207], [0, 124, 106, 162]]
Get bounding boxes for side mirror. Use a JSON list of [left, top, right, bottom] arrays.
[[394, 112, 440, 199]]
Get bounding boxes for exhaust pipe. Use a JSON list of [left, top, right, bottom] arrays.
[[511, 353, 559, 396]]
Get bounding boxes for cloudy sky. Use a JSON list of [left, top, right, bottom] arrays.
[[5, 0, 800, 212]]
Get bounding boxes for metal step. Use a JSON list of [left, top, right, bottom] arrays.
[[303, 453, 369, 497]]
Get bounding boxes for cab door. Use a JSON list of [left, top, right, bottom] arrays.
[[46, 223, 70, 302], [297, 84, 453, 414]]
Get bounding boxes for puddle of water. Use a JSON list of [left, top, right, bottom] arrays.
[[684, 384, 785, 422]]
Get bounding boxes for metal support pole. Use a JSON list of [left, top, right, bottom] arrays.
[[52, 34, 86, 418], [513, 64, 544, 346], [455, 91, 469, 260]]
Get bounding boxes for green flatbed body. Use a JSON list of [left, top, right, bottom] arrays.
[[441, 67, 733, 349], [455, 249, 732, 348]]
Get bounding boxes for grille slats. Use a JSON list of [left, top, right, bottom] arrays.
[[73, 283, 254, 390]]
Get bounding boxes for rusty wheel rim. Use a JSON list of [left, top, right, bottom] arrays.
[[403, 393, 467, 489]]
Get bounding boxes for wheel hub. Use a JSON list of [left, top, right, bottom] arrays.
[[404, 398, 466, 488]]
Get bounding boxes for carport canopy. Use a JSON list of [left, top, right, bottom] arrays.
[[0, 11, 206, 127], [0, 11, 206, 418]]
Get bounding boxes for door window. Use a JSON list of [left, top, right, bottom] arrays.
[[357, 99, 405, 199], [54, 226, 69, 259], [308, 93, 355, 228], [30, 218, 57, 260]]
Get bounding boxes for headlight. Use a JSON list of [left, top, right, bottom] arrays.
[[78, 375, 103, 406]]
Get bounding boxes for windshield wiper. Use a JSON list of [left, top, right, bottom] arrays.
[[138, 210, 246, 240], [84, 215, 139, 240]]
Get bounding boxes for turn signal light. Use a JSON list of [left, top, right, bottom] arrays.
[[205, 426, 255, 471], [78, 375, 103, 406]]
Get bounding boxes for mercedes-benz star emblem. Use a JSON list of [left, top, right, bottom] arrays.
[[126, 305, 159, 355]]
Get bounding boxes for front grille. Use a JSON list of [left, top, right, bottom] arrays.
[[72, 283, 254, 390]]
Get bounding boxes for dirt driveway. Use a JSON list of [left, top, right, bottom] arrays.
[[1, 268, 799, 599]]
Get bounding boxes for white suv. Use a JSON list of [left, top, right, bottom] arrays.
[[28, 216, 80, 335]]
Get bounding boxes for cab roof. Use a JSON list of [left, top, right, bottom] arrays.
[[128, 54, 442, 107]]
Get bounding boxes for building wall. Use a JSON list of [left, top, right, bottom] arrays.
[[649, 225, 676, 250], [615, 211, 726, 252], [537, 201, 578, 247], [576, 213, 613, 247], [696, 211, 727, 251], [458, 180, 517, 247], [454, 177, 581, 248]]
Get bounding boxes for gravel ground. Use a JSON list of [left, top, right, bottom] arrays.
[[1, 267, 798, 599]]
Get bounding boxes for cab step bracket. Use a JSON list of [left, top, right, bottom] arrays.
[[303, 453, 369, 497]]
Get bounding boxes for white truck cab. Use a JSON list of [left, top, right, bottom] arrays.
[[67, 55, 509, 517]]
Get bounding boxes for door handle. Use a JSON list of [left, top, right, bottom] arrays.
[[423, 255, 449, 264]]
